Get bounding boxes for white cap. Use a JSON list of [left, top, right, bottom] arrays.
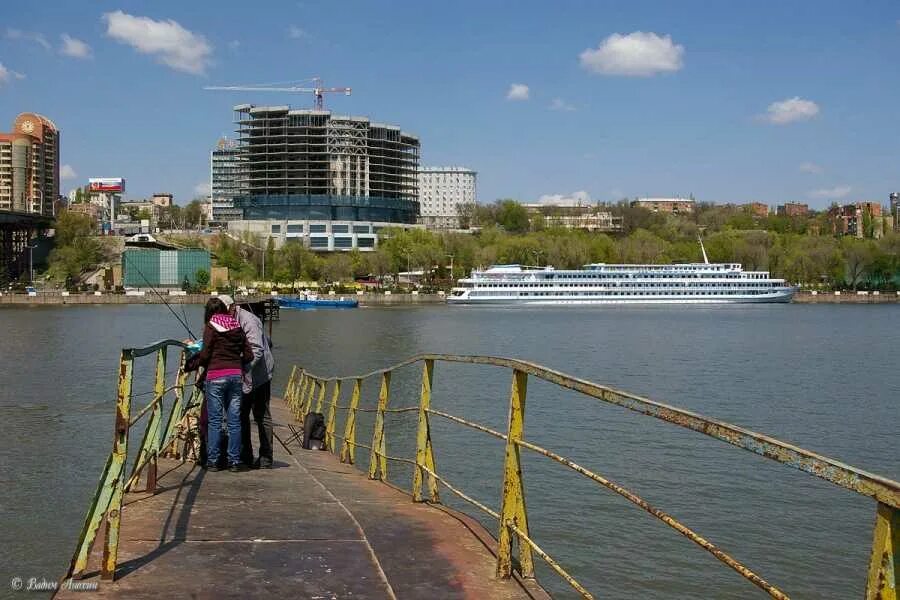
[[218, 294, 235, 308]]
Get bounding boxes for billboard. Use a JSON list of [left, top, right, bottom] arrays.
[[89, 178, 125, 193]]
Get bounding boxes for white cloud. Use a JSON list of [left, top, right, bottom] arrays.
[[580, 31, 684, 77], [808, 185, 851, 200], [60, 164, 77, 179], [194, 182, 212, 196], [549, 98, 575, 111], [536, 190, 593, 206], [288, 25, 309, 40], [0, 62, 25, 86], [6, 28, 51, 51], [762, 97, 820, 125], [799, 161, 823, 174], [60, 34, 92, 59], [103, 11, 213, 75], [506, 83, 530, 101]]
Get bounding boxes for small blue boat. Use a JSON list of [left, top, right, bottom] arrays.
[[278, 294, 358, 309]]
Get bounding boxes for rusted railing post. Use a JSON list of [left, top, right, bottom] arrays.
[[303, 377, 317, 419], [146, 347, 167, 491], [413, 360, 440, 503], [340, 378, 362, 464], [67, 351, 134, 581], [293, 371, 307, 417], [284, 365, 297, 403], [315, 379, 327, 414], [125, 347, 166, 493], [160, 351, 189, 459], [368, 371, 391, 481], [326, 380, 341, 452], [100, 350, 135, 581], [866, 502, 898, 600], [497, 368, 534, 579]]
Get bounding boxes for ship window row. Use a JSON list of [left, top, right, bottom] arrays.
[[471, 290, 773, 297], [545, 273, 760, 280], [475, 282, 775, 288]]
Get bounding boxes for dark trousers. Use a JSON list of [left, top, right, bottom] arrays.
[[240, 380, 273, 464]]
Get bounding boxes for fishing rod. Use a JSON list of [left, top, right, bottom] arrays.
[[123, 252, 198, 339]]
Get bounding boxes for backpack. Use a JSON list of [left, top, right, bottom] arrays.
[[302, 412, 327, 450]]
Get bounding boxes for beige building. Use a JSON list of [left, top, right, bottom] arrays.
[[523, 203, 623, 232], [417, 167, 477, 230], [631, 197, 695, 214], [0, 113, 59, 215]]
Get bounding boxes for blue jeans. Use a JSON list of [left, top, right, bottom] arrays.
[[205, 375, 243, 467]]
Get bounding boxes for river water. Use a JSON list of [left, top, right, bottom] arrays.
[[0, 303, 897, 599]]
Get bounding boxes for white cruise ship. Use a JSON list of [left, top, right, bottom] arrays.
[[448, 262, 796, 305]]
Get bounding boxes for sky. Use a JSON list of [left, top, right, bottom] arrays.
[[1, 0, 898, 209]]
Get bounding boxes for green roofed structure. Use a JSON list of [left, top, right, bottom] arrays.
[[122, 248, 210, 288]]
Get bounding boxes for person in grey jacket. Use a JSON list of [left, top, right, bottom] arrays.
[[219, 295, 275, 468]]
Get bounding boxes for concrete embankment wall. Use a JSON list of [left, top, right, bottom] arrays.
[[0, 293, 446, 306], [793, 291, 899, 304], [0, 293, 266, 305]]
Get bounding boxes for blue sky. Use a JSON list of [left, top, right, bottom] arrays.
[[1, 0, 897, 209]]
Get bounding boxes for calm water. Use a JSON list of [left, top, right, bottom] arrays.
[[0, 303, 897, 599]]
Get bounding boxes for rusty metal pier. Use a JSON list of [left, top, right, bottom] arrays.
[[58, 401, 545, 599], [60, 341, 898, 599]]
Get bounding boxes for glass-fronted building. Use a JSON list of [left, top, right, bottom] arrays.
[[227, 105, 420, 251], [210, 138, 246, 224]]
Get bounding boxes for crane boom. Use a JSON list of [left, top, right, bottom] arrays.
[[203, 80, 351, 110]]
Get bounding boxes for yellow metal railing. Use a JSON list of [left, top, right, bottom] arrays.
[[283, 355, 900, 600], [65, 340, 203, 582]]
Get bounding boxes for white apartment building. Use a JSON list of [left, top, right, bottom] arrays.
[[417, 167, 476, 230]]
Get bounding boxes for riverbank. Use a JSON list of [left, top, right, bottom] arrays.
[[0, 292, 447, 306], [1, 291, 896, 306], [792, 291, 900, 303]]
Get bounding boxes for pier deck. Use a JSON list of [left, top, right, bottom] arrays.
[[59, 401, 546, 599]]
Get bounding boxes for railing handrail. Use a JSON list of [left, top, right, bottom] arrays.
[[298, 353, 900, 507], [123, 338, 188, 358], [287, 356, 898, 599]]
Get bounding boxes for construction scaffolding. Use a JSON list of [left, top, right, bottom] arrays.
[[232, 105, 419, 223]]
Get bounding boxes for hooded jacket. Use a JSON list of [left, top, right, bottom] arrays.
[[235, 306, 275, 394], [186, 313, 252, 377]]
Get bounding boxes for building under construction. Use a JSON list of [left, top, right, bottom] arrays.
[[228, 105, 420, 250]]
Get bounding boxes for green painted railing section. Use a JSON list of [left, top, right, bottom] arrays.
[[65, 340, 202, 582]]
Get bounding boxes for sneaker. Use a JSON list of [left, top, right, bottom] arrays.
[[206, 463, 223, 472], [259, 458, 274, 469], [229, 463, 249, 473]]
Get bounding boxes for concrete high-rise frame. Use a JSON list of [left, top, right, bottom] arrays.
[[231, 105, 419, 223]]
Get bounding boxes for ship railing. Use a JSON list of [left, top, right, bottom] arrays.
[[283, 354, 899, 600], [65, 340, 203, 582]]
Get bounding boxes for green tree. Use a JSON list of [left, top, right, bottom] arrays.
[[617, 229, 671, 263], [495, 199, 530, 234], [323, 253, 352, 283], [46, 211, 107, 286], [195, 268, 210, 289]]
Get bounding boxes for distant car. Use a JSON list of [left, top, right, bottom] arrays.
[[25, 286, 36, 294], [125, 234, 157, 243]]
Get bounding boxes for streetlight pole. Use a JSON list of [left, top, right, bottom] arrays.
[[26, 242, 37, 286], [406, 252, 411, 290], [446, 254, 454, 284]]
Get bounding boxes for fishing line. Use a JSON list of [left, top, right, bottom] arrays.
[[123, 252, 198, 339]]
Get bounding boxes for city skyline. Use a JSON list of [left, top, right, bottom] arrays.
[[1, 1, 898, 208]]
